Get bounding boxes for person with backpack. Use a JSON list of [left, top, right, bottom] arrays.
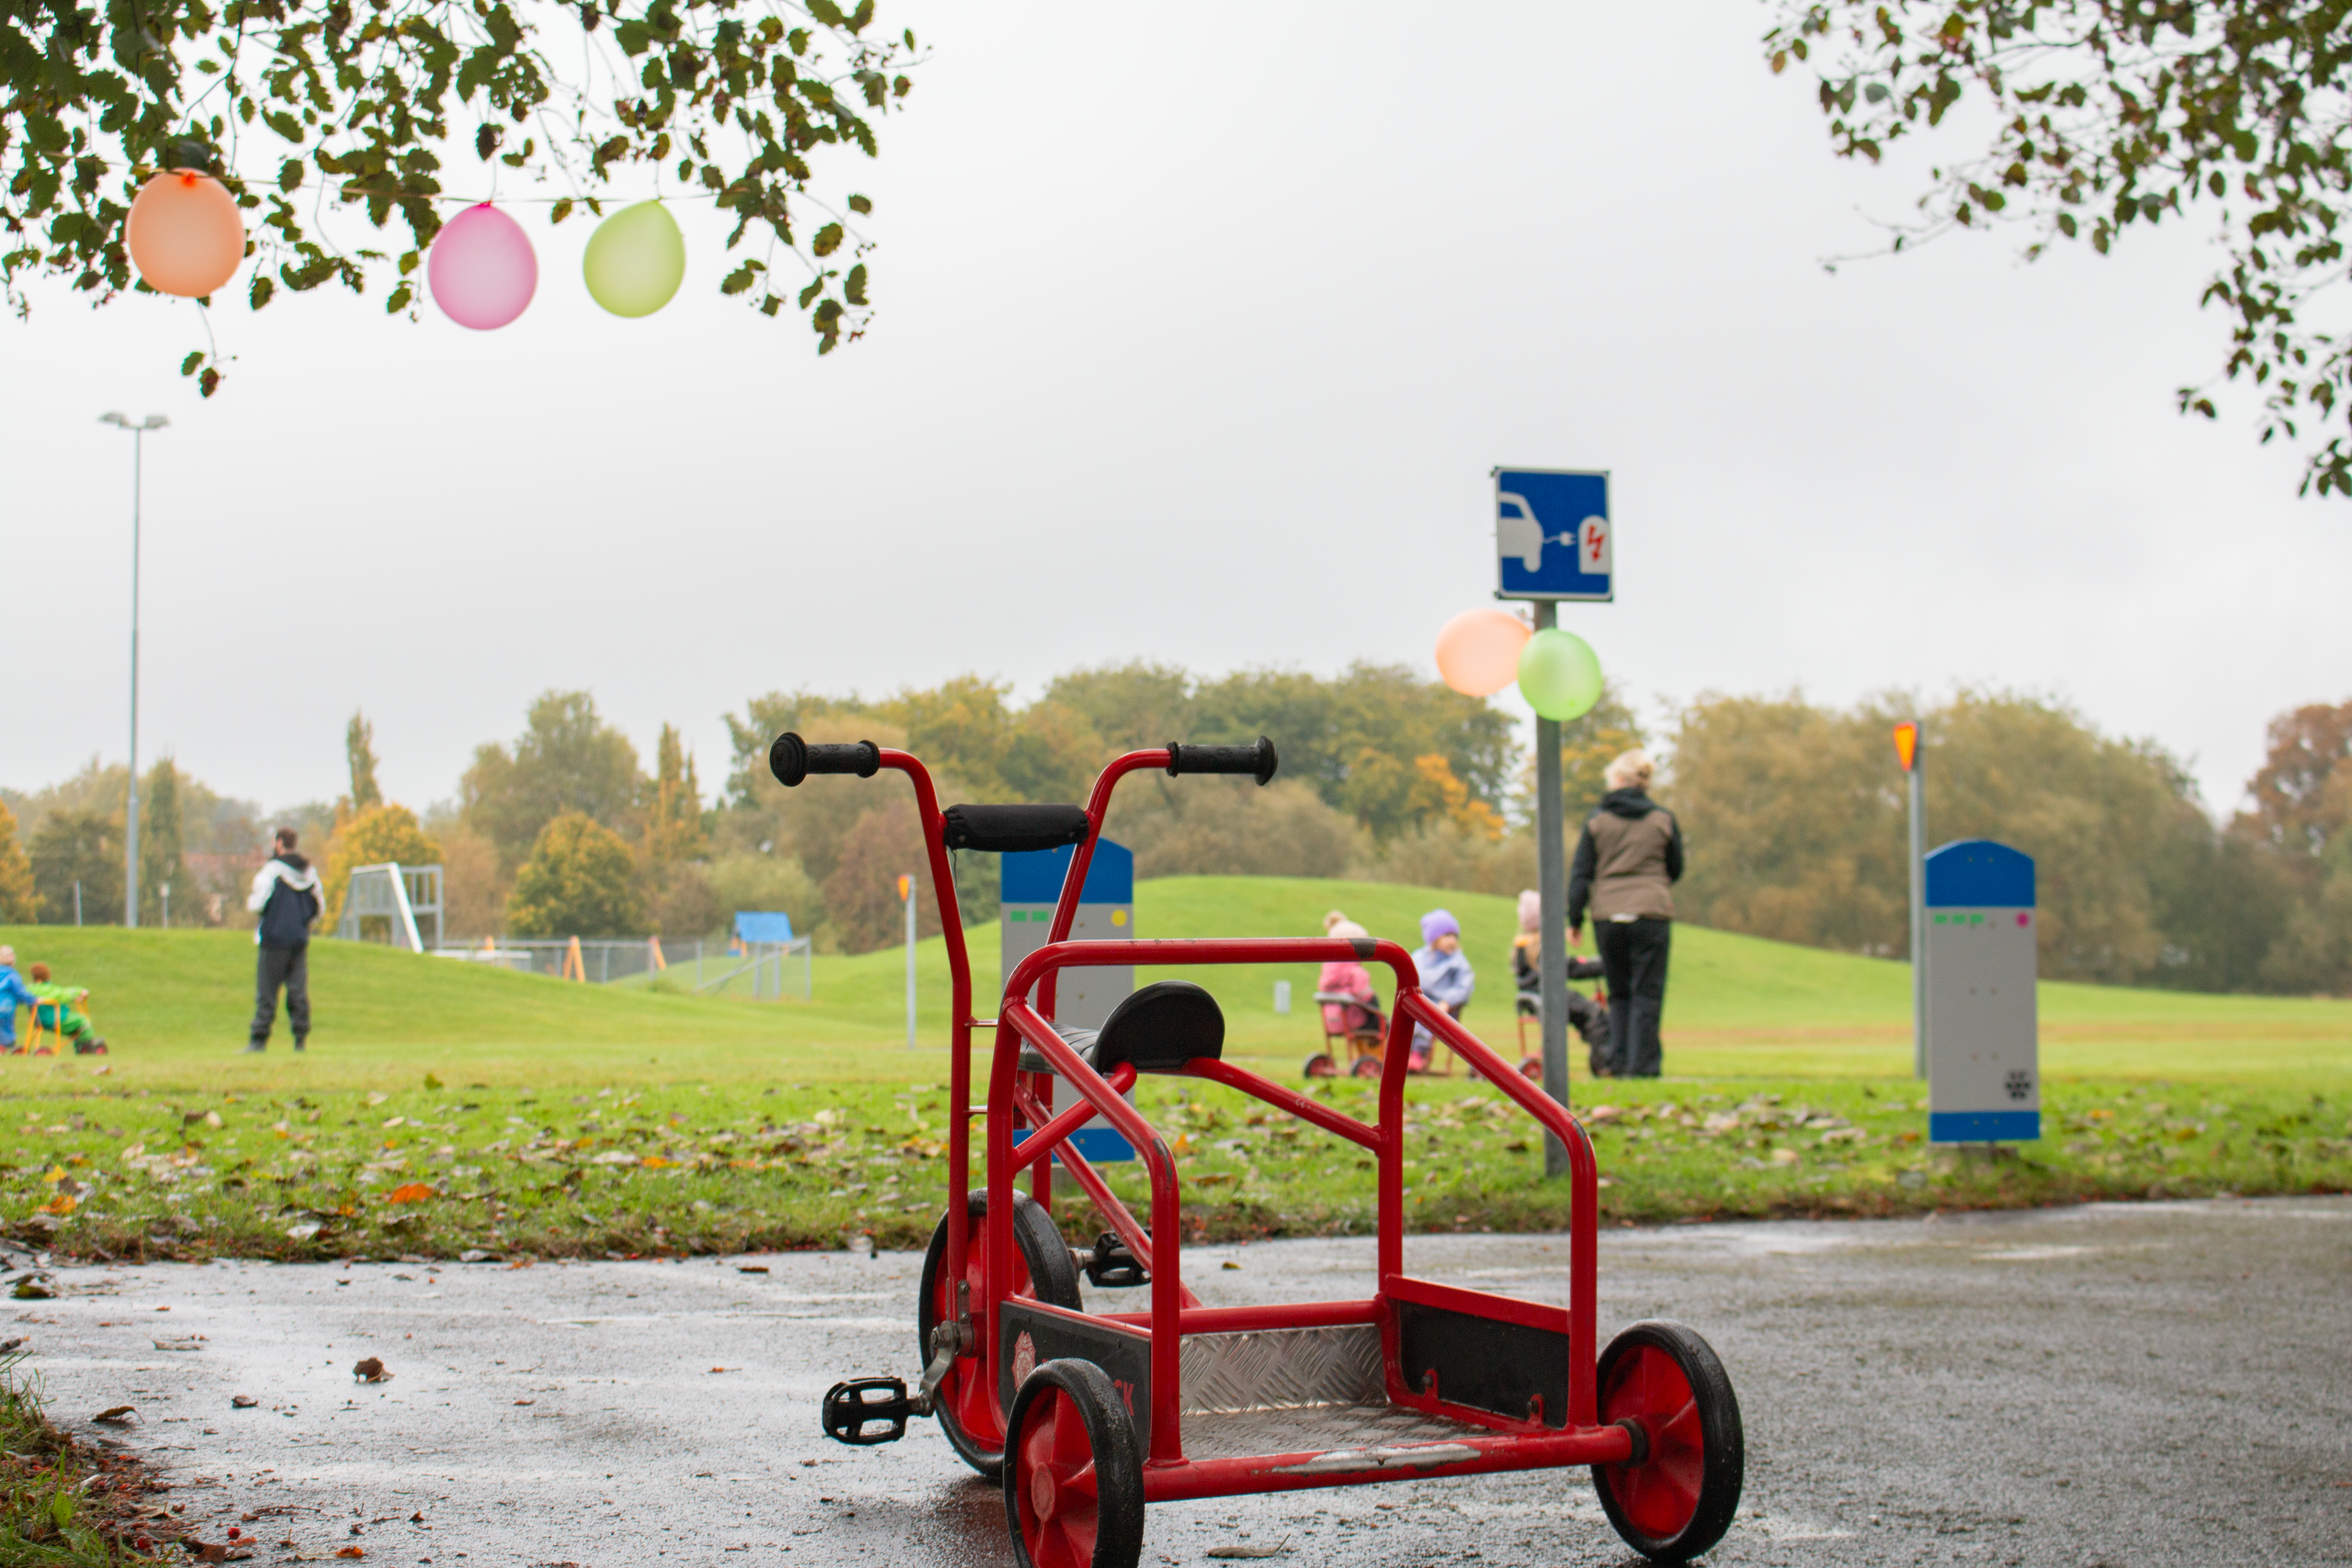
[[245, 827, 323, 1052], [1567, 750, 1684, 1078]]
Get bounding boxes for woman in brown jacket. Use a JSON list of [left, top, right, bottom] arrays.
[[1566, 749, 1684, 1078]]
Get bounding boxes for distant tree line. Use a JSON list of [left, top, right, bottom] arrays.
[[1659, 692, 2352, 995], [5, 673, 2344, 995]]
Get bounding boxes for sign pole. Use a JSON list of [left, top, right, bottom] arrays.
[[1896, 723, 1926, 1080], [1534, 600, 1573, 1176], [1488, 464, 1610, 1180]]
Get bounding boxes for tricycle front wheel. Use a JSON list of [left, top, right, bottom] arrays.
[[917, 1189, 1083, 1479], [1591, 1319, 1744, 1562]]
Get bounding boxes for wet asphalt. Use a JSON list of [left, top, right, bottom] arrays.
[[9, 1196, 2348, 1567]]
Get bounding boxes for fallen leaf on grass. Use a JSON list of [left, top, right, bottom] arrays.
[[512, 1399, 534, 1407], [1205, 1541, 1289, 1559], [736, 1265, 770, 1274], [231, 1395, 257, 1409], [385, 1183, 435, 1204], [335, 1549, 366, 1559], [11, 1274, 55, 1299], [0, 1336, 26, 1353], [92, 1405, 137, 1424], [352, 1357, 390, 1382]]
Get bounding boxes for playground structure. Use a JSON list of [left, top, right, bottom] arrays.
[[787, 732, 1746, 1567], [335, 863, 444, 951]]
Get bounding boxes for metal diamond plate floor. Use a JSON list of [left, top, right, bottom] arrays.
[[1181, 1399, 1480, 1461]]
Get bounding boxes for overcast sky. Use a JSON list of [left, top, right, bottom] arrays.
[[7, 0, 2345, 825]]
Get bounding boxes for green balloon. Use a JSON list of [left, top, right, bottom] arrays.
[[583, 200, 685, 318], [1517, 628, 1603, 720]]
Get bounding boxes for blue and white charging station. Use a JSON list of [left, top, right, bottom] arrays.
[[1924, 839, 2041, 1144], [1002, 839, 1135, 1163]]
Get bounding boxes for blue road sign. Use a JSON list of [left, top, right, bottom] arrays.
[[1494, 467, 1611, 602]]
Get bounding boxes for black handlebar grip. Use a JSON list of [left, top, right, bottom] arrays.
[[1164, 736, 1278, 787], [769, 732, 882, 787]]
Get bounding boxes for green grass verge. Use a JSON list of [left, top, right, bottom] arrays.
[[1, 879, 2346, 1260], [0, 1354, 170, 1565], [1, 1073, 2343, 1264]]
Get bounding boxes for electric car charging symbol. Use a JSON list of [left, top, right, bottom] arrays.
[[1497, 491, 1609, 578]]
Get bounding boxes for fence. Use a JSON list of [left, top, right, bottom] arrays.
[[431, 935, 812, 1000]]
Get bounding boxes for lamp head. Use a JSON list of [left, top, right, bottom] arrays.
[[98, 412, 129, 428], [141, 415, 170, 430]]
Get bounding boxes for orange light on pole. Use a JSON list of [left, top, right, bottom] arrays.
[[1893, 721, 1919, 773], [896, 874, 912, 902]]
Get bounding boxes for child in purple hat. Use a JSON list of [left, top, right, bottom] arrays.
[[1409, 909, 1474, 1072]]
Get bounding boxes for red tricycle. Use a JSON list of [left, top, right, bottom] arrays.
[[791, 733, 1745, 1565]]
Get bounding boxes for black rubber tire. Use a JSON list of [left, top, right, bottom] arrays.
[[1303, 1053, 1336, 1079], [917, 1188, 1084, 1479], [1591, 1319, 1743, 1562], [1350, 1054, 1381, 1079], [1004, 1358, 1146, 1568]]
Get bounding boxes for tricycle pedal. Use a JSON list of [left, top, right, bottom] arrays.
[[821, 1376, 919, 1444], [1079, 1231, 1148, 1288]]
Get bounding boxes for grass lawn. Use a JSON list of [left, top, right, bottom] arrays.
[[0, 879, 2345, 1264]]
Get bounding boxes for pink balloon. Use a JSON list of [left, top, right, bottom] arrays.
[[428, 203, 537, 330], [1435, 608, 1531, 697]]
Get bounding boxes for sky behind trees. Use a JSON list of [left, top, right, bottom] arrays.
[[6, 0, 2346, 820]]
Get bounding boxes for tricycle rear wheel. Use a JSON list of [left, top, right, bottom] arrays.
[[1591, 1319, 1743, 1562], [1005, 1358, 1145, 1568], [918, 1189, 1084, 1479]]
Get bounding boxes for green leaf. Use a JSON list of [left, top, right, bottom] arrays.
[[843, 262, 866, 305], [551, 198, 574, 224], [812, 222, 843, 257], [181, 352, 204, 378], [847, 193, 871, 214]]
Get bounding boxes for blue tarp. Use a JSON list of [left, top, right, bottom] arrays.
[[733, 911, 795, 945]]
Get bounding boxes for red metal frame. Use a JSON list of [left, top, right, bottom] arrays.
[[850, 745, 1617, 1496]]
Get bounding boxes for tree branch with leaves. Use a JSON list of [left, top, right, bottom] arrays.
[[1, 0, 918, 393], [1768, 1, 2352, 496]]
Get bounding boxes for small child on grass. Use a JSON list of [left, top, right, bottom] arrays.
[[24, 962, 107, 1055]]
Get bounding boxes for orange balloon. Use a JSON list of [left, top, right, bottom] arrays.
[[126, 171, 245, 298], [1434, 608, 1532, 697]]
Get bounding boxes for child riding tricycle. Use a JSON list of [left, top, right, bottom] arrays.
[[789, 733, 1744, 1565]]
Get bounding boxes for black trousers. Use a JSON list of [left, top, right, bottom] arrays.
[[1595, 917, 1671, 1077], [252, 942, 310, 1045]]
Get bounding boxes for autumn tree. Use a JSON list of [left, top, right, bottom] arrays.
[[28, 808, 120, 925], [139, 757, 186, 925], [1768, 1, 2352, 496], [462, 690, 644, 871], [2, 0, 919, 393], [0, 802, 36, 923], [346, 713, 384, 815], [506, 810, 644, 936], [820, 795, 935, 953], [645, 723, 706, 867]]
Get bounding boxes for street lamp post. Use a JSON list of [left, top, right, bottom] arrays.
[[99, 412, 168, 928]]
